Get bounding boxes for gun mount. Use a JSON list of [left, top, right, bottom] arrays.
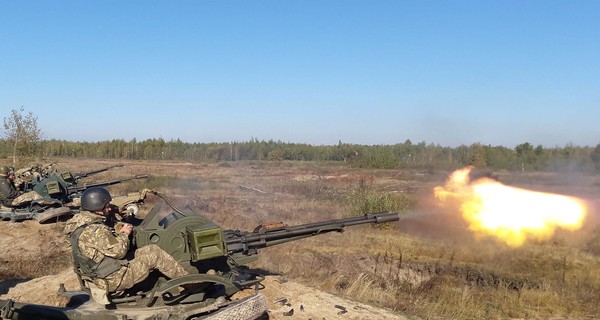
[[0, 192, 400, 320]]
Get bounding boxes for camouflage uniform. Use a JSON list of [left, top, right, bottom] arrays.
[[75, 211, 188, 292], [0, 175, 19, 206], [10, 190, 44, 207], [64, 211, 105, 235], [13, 167, 42, 191]]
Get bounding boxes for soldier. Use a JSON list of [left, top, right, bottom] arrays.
[[13, 164, 43, 191], [0, 166, 19, 206], [69, 187, 189, 300]]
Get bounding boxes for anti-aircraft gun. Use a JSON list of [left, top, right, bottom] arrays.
[[15, 163, 124, 192], [0, 174, 148, 223], [0, 192, 400, 320], [38, 163, 126, 190]]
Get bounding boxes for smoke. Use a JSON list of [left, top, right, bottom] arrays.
[[394, 190, 476, 244]]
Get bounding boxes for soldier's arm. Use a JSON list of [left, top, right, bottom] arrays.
[[91, 225, 130, 259]]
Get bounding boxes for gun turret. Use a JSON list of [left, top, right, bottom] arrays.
[[126, 192, 400, 307], [73, 163, 125, 180], [27, 174, 148, 205], [134, 196, 398, 268], [18, 163, 125, 191]]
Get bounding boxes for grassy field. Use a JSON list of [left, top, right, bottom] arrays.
[[6, 158, 600, 319]]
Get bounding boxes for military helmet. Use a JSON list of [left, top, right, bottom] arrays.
[[81, 187, 112, 212], [0, 166, 9, 175]]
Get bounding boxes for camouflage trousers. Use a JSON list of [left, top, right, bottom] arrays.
[[11, 191, 43, 206], [104, 244, 189, 292]]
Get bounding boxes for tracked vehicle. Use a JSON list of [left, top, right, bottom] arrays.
[[0, 191, 400, 319]]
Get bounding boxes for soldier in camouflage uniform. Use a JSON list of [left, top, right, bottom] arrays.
[[13, 164, 43, 191], [0, 166, 19, 206], [71, 187, 188, 294], [63, 210, 105, 235]]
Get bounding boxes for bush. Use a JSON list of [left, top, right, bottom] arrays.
[[348, 188, 416, 215]]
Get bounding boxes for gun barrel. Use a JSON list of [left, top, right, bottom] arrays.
[[225, 212, 399, 255], [73, 163, 125, 179], [67, 174, 148, 194]]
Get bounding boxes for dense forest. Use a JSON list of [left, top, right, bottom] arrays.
[[2, 137, 600, 172]]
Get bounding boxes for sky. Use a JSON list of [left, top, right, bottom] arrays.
[[1, 1, 599, 148]]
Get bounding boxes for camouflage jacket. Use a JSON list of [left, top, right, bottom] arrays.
[[77, 213, 130, 290], [63, 211, 105, 235], [0, 176, 19, 206]]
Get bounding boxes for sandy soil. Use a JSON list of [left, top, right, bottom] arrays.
[[261, 275, 405, 320]]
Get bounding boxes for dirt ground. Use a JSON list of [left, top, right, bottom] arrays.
[[3, 158, 600, 319], [0, 158, 412, 319], [0, 265, 405, 320]]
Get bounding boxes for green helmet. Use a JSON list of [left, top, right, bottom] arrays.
[[0, 166, 9, 175], [81, 187, 112, 212]]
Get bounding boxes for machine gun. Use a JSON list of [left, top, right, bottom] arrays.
[[224, 212, 399, 263], [31, 174, 149, 203], [65, 192, 399, 316], [0, 192, 400, 320], [16, 163, 125, 192]]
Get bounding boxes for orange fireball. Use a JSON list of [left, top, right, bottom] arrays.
[[434, 166, 587, 247]]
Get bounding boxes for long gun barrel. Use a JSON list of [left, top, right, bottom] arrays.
[[73, 163, 125, 180], [225, 212, 399, 256], [67, 174, 148, 195]]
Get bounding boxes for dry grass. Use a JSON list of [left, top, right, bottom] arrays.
[[8, 158, 600, 319], [0, 253, 70, 280]]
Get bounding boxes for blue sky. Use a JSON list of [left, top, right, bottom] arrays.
[[1, 1, 599, 148]]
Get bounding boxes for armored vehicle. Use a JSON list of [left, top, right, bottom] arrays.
[[0, 191, 400, 319]]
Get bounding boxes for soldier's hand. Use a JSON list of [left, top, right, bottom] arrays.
[[119, 223, 133, 235]]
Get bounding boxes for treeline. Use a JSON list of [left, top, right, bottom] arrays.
[[2, 138, 600, 172]]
